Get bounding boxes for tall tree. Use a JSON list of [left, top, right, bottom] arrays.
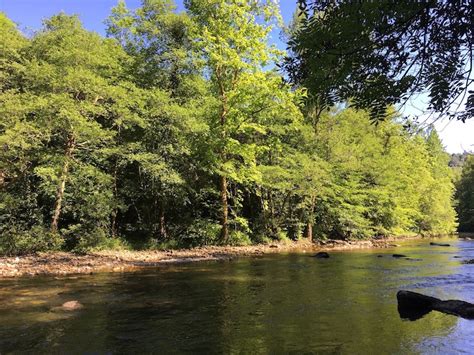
[[418, 128, 457, 234], [106, 0, 209, 241], [185, 0, 295, 241]]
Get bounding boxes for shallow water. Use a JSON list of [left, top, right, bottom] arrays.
[[1, 238, 474, 354]]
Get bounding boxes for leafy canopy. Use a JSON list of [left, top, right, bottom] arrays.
[[285, 1, 473, 122]]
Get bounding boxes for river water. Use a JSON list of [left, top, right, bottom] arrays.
[[1, 238, 474, 354]]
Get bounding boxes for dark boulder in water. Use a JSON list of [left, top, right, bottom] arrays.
[[392, 254, 407, 258], [430, 242, 451, 247], [312, 252, 330, 259], [397, 290, 474, 320], [397, 290, 438, 320]]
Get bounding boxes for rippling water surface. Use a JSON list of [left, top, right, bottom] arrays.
[[1, 238, 474, 354]]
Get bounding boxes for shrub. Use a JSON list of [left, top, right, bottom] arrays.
[[0, 226, 64, 256], [181, 219, 221, 247]]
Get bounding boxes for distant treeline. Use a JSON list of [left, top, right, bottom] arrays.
[[0, 1, 460, 255]]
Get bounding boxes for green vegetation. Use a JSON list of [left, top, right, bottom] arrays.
[[0, 1, 459, 255], [285, 1, 473, 121], [456, 155, 474, 232]]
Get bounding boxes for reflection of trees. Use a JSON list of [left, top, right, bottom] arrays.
[[214, 252, 458, 353], [0, 246, 466, 353]]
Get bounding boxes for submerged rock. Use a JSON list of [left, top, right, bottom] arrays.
[[392, 254, 407, 258], [462, 259, 474, 264], [430, 242, 451, 247], [397, 290, 474, 320], [312, 252, 330, 259], [61, 300, 83, 311]]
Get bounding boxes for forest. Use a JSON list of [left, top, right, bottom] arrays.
[[0, 0, 471, 256]]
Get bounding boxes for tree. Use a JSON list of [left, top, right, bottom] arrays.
[[0, 7, 460, 254], [285, 1, 473, 121], [106, 0, 210, 242], [456, 156, 474, 232], [106, 0, 198, 95], [0, 13, 144, 249], [185, 0, 299, 241], [418, 129, 457, 234]]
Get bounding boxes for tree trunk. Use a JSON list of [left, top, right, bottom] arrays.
[[268, 191, 278, 237], [305, 222, 313, 242], [305, 197, 316, 242], [216, 66, 232, 243], [111, 210, 118, 238], [110, 161, 119, 237], [159, 202, 167, 239], [51, 135, 75, 233], [220, 175, 229, 241]]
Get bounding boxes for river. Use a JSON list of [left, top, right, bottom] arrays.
[[1, 238, 473, 354]]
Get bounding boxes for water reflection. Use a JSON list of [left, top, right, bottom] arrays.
[[0, 239, 473, 353]]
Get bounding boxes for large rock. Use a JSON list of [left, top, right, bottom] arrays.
[[397, 290, 474, 320], [396, 290, 437, 320]]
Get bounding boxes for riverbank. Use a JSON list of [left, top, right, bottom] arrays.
[[0, 236, 427, 278]]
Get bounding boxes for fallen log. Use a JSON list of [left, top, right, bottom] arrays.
[[397, 290, 474, 320]]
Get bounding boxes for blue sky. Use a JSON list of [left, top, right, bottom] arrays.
[[1, 0, 472, 153], [0, 0, 296, 37]]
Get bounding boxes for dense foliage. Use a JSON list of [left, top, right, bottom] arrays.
[[456, 155, 474, 232], [285, 1, 473, 121], [0, 1, 458, 255]]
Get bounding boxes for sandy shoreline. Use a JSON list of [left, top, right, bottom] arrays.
[[0, 236, 431, 278]]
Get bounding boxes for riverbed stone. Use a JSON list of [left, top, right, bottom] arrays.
[[61, 300, 83, 311]]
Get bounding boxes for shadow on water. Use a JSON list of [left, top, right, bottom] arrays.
[[1, 237, 474, 353]]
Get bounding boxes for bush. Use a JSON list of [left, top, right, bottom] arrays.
[[181, 219, 221, 247], [0, 226, 64, 256], [62, 225, 129, 253], [227, 230, 252, 246]]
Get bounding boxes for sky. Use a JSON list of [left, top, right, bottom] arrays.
[[1, 0, 472, 153]]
